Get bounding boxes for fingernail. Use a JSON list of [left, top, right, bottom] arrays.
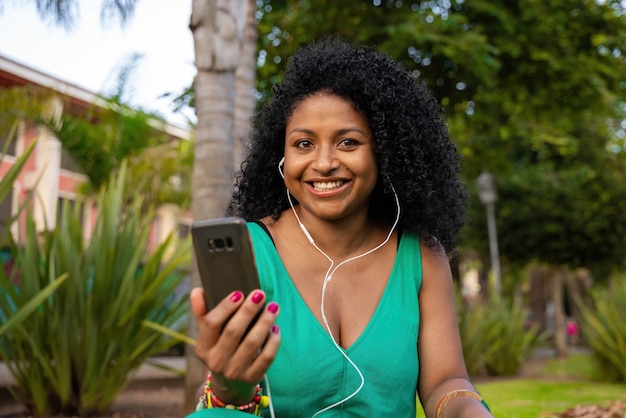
[[267, 302, 279, 314], [271, 324, 280, 334], [230, 291, 243, 303], [251, 291, 264, 304]]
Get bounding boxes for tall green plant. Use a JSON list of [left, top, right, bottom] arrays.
[[0, 127, 69, 339], [458, 297, 541, 376], [0, 163, 191, 416], [457, 297, 500, 376], [578, 276, 626, 382], [0, 123, 37, 239]]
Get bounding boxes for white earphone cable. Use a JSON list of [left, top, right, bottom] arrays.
[[278, 157, 401, 416], [263, 374, 275, 418]]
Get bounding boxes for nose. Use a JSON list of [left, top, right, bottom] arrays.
[[312, 145, 339, 174]]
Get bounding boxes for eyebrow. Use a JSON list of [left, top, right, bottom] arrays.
[[286, 127, 369, 137]]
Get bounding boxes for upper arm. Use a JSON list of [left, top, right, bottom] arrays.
[[417, 240, 469, 407]]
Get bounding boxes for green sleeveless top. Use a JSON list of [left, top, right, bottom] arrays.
[[187, 222, 423, 418]]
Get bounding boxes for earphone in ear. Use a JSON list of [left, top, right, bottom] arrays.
[[278, 157, 285, 179]]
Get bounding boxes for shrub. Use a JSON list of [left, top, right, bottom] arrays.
[[0, 129, 63, 339], [0, 163, 191, 416], [0, 124, 36, 246], [458, 297, 541, 376], [578, 275, 626, 382]]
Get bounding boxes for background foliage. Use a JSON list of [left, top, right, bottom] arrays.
[[255, 0, 626, 277], [50, 54, 193, 203], [458, 296, 541, 376], [0, 164, 191, 416], [578, 275, 626, 383]]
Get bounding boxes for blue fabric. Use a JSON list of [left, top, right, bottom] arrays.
[[187, 223, 423, 417]]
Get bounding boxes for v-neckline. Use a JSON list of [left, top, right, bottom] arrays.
[[264, 231, 404, 352]]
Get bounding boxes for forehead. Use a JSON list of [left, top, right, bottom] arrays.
[[287, 93, 367, 126]]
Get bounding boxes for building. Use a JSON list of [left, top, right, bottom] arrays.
[[0, 54, 192, 251]]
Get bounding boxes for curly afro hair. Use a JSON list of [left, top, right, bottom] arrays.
[[227, 36, 467, 252]]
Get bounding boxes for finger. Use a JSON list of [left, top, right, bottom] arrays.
[[236, 301, 280, 359], [250, 324, 280, 381], [190, 287, 207, 318], [248, 323, 281, 383], [217, 290, 267, 359], [226, 301, 281, 381], [196, 290, 246, 364]]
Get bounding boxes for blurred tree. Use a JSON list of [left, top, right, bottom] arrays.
[[51, 97, 169, 189], [124, 138, 193, 210], [0, 86, 57, 133], [256, 0, 626, 272], [255, 0, 626, 358], [186, 0, 258, 411]]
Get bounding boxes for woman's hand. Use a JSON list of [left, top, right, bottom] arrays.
[[190, 288, 281, 404]]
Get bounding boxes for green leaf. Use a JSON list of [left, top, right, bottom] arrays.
[[0, 274, 68, 336], [142, 320, 196, 346]]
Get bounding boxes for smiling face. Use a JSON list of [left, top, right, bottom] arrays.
[[283, 93, 378, 223]]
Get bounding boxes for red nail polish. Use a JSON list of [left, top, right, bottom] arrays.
[[230, 291, 243, 303], [267, 302, 279, 314], [271, 324, 280, 334], [251, 291, 264, 304]]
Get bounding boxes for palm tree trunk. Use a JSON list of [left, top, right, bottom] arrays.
[[234, 0, 258, 169], [185, 0, 249, 413]]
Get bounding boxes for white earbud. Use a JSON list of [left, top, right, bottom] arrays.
[[278, 157, 285, 179]]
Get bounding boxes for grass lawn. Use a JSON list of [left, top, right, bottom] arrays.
[[477, 379, 626, 417], [416, 353, 626, 417], [416, 379, 626, 417]]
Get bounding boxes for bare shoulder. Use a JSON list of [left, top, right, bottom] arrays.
[[258, 215, 275, 228], [258, 212, 304, 250], [259, 212, 290, 235], [419, 238, 453, 285]]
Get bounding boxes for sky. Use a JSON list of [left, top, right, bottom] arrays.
[[0, 1, 196, 128]]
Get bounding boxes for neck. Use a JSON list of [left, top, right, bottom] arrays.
[[290, 206, 387, 261]]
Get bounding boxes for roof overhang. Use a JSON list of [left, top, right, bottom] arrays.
[[0, 54, 191, 140]]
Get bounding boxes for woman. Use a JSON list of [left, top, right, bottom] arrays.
[[188, 37, 493, 418]]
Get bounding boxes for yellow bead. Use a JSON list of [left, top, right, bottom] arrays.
[[260, 396, 270, 408], [225, 404, 235, 410]]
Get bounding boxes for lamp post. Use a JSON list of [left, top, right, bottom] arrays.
[[476, 171, 502, 297]]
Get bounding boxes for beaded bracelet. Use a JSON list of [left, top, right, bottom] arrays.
[[195, 372, 269, 415], [435, 389, 491, 418]]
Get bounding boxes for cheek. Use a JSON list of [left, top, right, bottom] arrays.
[[283, 154, 310, 176], [359, 154, 378, 182], [281, 162, 303, 192], [364, 163, 380, 195]]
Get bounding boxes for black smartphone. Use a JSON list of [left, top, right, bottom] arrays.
[[191, 217, 261, 311]]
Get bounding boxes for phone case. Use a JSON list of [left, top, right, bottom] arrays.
[[191, 217, 260, 311]]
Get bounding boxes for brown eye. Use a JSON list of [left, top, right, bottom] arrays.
[[338, 138, 358, 148]]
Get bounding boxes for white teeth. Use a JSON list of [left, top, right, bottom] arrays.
[[312, 180, 344, 191]]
